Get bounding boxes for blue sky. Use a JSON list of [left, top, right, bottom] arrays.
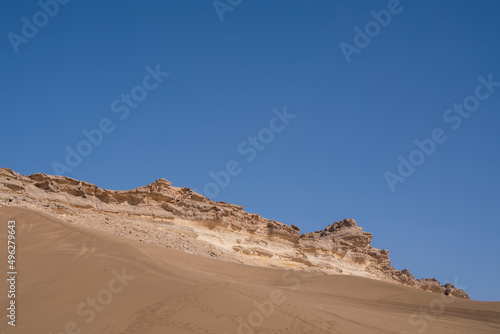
[[1, 0, 499, 301]]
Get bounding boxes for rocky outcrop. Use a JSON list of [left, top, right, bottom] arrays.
[[299, 219, 468, 298], [299, 219, 391, 268], [0, 167, 469, 299]]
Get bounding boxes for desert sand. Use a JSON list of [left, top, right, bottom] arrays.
[[0, 168, 472, 299], [1, 206, 499, 334]]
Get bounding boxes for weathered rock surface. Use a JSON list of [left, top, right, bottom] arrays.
[[0, 167, 469, 299]]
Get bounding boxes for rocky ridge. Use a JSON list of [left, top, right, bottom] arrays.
[[0, 167, 469, 299]]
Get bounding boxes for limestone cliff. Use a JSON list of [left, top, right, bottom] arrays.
[[0, 167, 469, 299]]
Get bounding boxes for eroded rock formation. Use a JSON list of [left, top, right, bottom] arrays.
[[0, 167, 469, 299]]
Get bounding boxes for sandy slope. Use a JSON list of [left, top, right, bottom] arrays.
[[0, 207, 499, 334], [0, 168, 471, 298]]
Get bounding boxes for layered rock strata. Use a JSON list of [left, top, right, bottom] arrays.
[[0, 167, 469, 299]]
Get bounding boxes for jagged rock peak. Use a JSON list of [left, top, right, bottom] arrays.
[[152, 178, 172, 186], [324, 218, 358, 231]]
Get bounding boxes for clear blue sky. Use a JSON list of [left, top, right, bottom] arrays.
[[1, 0, 499, 301]]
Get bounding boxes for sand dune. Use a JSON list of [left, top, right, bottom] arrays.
[[0, 168, 472, 299], [1, 207, 499, 334]]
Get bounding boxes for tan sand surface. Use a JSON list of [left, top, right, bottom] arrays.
[[1, 207, 499, 334]]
